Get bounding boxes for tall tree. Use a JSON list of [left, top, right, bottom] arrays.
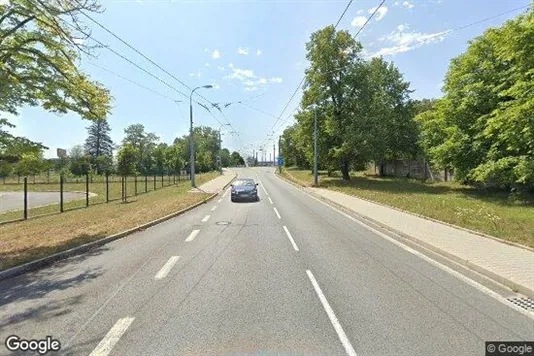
[[84, 119, 114, 173], [0, 0, 111, 121], [417, 7, 534, 189], [122, 124, 159, 175]]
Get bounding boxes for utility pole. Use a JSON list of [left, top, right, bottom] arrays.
[[278, 136, 282, 174], [218, 130, 222, 174], [273, 144, 275, 167], [314, 106, 318, 187]]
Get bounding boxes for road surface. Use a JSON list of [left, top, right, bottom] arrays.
[[0, 191, 89, 213], [0, 167, 532, 356]]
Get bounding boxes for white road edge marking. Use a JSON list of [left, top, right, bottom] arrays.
[[211, 205, 217, 212], [306, 270, 357, 356], [154, 256, 180, 280], [89, 317, 135, 356], [283, 226, 299, 251], [223, 188, 230, 198], [295, 182, 534, 320], [185, 229, 200, 242], [273, 207, 281, 219], [217, 199, 222, 203], [268, 197, 273, 205], [201, 215, 211, 222]]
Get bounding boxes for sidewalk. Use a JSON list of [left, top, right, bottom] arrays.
[[190, 169, 236, 194], [308, 187, 534, 298]]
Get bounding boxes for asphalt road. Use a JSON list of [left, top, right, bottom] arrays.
[[0, 167, 532, 356], [0, 192, 88, 213]]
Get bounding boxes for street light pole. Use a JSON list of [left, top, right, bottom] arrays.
[[189, 85, 213, 188], [314, 106, 318, 187]]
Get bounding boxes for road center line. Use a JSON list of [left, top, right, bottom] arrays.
[[185, 229, 200, 242], [306, 270, 357, 356], [89, 317, 135, 356], [154, 256, 180, 280], [268, 197, 273, 205], [201, 215, 211, 222], [211, 205, 217, 212], [283, 226, 299, 251], [258, 180, 268, 195], [273, 207, 281, 219]]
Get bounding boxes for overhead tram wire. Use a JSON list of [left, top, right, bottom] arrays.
[[75, 4, 238, 133], [87, 62, 180, 102], [262, 0, 366, 146]]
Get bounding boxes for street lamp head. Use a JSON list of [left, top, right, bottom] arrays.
[[203, 85, 214, 89]]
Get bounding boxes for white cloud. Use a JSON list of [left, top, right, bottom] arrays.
[[368, 6, 388, 21], [213, 84, 221, 89], [374, 26, 450, 56], [256, 49, 262, 56], [205, 62, 210, 67], [244, 87, 258, 92], [212, 50, 221, 59], [196, 70, 202, 77], [258, 77, 267, 84], [394, 1, 400, 5], [225, 68, 257, 81], [402, 1, 414, 9], [228, 62, 234, 68], [73, 38, 85, 45], [270, 77, 283, 83], [0, 0, 10, 5], [296, 61, 302, 68], [189, 72, 195, 77], [217, 65, 225, 71], [237, 47, 249, 55], [351, 16, 367, 28], [356, 9, 363, 14]]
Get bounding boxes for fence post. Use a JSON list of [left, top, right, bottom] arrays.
[[121, 176, 125, 201], [86, 173, 89, 207], [145, 175, 148, 193], [161, 174, 163, 187], [124, 176, 128, 200], [23, 177, 28, 220], [173, 174, 176, 185], [106, 172, 109, 203], [60, 174, 64, 213], [135, 175, 138, 196], [168, 174, 170, 186], [154, 175, 156, 190]]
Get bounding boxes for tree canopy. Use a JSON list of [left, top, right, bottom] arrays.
[[417, 8, 534, 189]]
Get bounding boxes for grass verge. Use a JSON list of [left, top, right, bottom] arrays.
[[281, 168, 534, 248], [0, 172, 217, 223], [0, 173, 220, 270]]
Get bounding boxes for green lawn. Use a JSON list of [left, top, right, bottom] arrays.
[[0, 172, 217, 223], [281, 168, 534, 248], [0, 172, 220, 270]]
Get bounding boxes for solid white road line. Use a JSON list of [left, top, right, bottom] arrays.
[[283, 226, 299, 251], [268, 197, 273, 205], [296, 183, 534, 320], [273, 207, 281, 219], [185, 229, 200, 242], [223, 188, 230, 197], [154, 256, 180, 280], [306, 270, 357, 356], [201, 215, 211, 222], [89, 317, 135, 356], [211, 205, 217, 212], [258, 180, 268, 195]]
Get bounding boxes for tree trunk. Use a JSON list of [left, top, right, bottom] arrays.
[[379, 161, 385, 177], [341, 159, 350, 181]]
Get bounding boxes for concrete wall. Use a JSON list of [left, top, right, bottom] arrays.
[[366, 160, 454, 182]]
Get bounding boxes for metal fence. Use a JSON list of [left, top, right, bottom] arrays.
[[0, 172, 189, 224]]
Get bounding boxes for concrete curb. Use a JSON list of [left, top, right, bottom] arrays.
[[0, 173, 237, 282], [276, 172, 534, 299]]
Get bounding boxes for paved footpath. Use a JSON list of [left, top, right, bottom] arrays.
[[309, 187, 534, 298], [190, 169, 236, 194]]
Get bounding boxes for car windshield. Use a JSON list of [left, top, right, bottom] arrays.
[[234, 180, 255, 186]]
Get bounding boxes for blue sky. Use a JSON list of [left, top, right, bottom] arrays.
[[6, 0, 531, 159]]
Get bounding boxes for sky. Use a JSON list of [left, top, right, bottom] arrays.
[[5, 0, 531, 159]]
